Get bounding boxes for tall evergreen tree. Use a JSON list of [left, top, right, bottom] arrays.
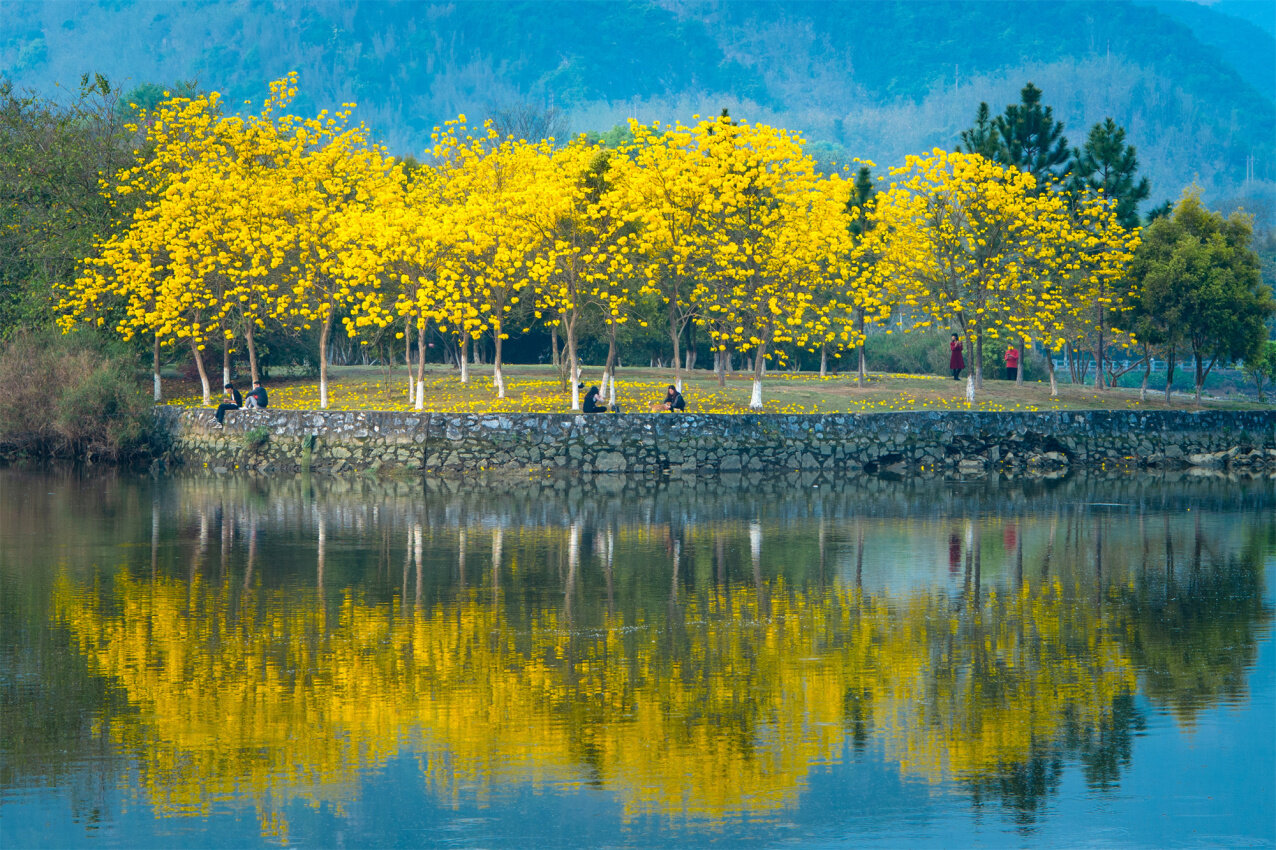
[[845, 164, 876, 382], [958, 102, 1002, 160], [994, 82, 1070, 185], [1070, 118, 1150, 228]]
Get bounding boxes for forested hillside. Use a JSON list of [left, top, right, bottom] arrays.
[[2, 0, 1273, 209]]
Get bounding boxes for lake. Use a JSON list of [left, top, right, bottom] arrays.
[[1, 467, 1272, 848]]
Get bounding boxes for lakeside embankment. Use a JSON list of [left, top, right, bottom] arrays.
[[157, 407, 1276, 477]]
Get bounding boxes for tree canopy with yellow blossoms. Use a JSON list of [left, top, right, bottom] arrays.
[[60, 79, 1156, 410]]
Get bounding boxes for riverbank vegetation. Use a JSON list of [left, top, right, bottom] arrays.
[[0, 330, 158, 461]]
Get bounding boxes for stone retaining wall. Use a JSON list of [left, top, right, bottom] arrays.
[[155, 407, 1276, 477]]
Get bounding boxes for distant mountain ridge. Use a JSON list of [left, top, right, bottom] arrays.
[[2, 0, 1273, 212]]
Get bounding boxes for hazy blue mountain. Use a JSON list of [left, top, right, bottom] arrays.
[[1141, 0, 1275, 99], [2, 0, 1273, 213], [1211, 0, 1276, 37]]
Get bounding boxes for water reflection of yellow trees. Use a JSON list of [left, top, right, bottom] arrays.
[[54, 567, 1143, 831]]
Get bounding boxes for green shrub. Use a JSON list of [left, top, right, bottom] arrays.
[[242, 425, 271, 452], [0, 330, 157, 461]]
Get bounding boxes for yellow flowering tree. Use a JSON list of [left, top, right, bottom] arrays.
[[818, 164, 896, 382], [876, 150, 1072, 391], [62, 89, 240, 405], [272, 106, 397, 409], [354, 155, 469, 410], [1055, 193, 1142, 391], [615, 119, 710, 393], [621, 114, 842, 407], [532, 142, 638, 409], [430, 122, 563, 398]]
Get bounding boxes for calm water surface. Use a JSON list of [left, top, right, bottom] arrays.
[[1, 467, 1272, 848]]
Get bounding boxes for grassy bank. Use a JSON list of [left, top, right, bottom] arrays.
[[160, 364, 1268, 415]]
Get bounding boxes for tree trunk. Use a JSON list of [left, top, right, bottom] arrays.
[[667, 301, 683, 392], [1194, 350, 1205, 403], [1164, 347, 1176, 404], [493, 321, 506, 399], [415, 323, 428, 410], [819, 344, 827, 378], [551, 325, 560, 368], [1046, 354, 1058, 397], [749, 341, 767, 409], [153, 336, 162, 402], [716, 346, 726, 387], [1015, 336, 1025, 386], [245, 323, 259, 385], [191, 339, 211, 406], [1093, 320, 1107, 389], [1140, 348, 1151, 402], [319, 313, 332, 409], [856, 309, 867, 383], [404, 318, 413, 402], [222, 345, 231, 389], [973, 330, 983, 389], [460, 337, 470, 384], [567, 326, 580, 410], [602, 324, 618, 406]]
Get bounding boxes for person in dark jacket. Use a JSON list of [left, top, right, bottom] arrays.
[[949, 333, 965, 380], [245, 380, 268, 409], [651, 384, 685, 412], [215, 383, 242, 424], [582, 385, 605, 413]]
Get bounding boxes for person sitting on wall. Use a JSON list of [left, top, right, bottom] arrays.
[[650, 384, 686, 412], [215, 383, 242, 424], [244, 379, 268, 409], [582, 385, 606, 413]]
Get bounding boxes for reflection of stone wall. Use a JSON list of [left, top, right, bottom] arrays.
[[156, 407, 1276, 477]]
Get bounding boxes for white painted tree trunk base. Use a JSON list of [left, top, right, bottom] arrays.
[[153, 373, 162, 402], [750, 379, 763, 409], [965, 375, 975, 402]]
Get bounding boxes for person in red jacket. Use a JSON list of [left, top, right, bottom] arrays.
[[949, 333, 965, 380], [1004, 345, 1020, 381]]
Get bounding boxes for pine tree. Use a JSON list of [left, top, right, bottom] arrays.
[[1069, 118, 1150, 228], [994, 83, 1070, 185], [957, 102, 1001, 160], [844, 165, 877, 382]]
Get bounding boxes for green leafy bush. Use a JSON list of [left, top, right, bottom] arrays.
[[0, 331, 158, 461], [862, 329, 951, 376]]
